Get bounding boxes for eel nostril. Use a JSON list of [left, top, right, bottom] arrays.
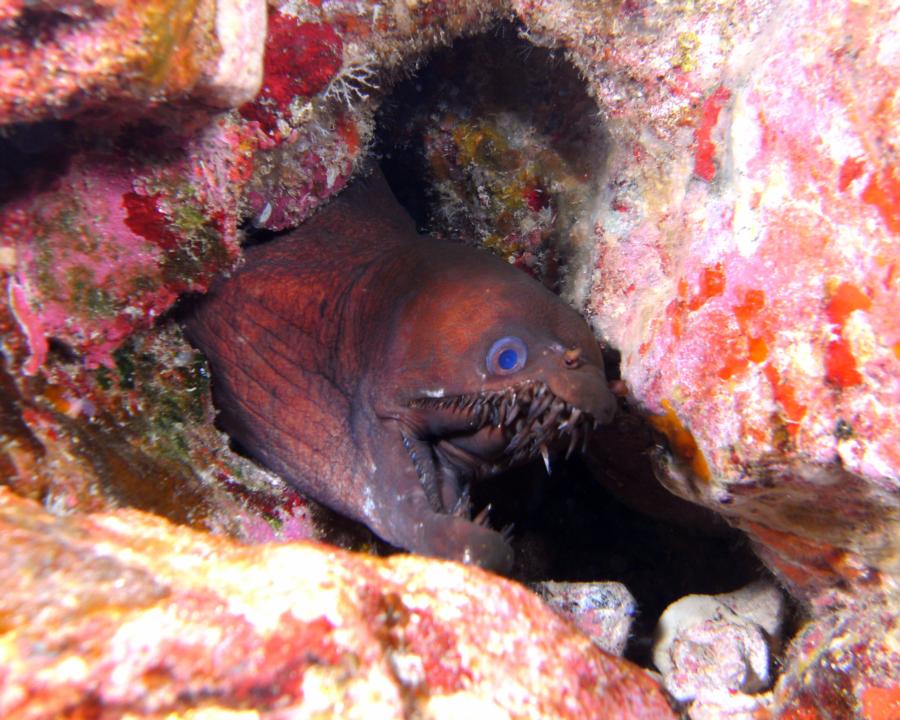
[[563, 347, 583, 368]]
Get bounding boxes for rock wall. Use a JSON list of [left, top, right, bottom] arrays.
[[0, 487, 675, 719]]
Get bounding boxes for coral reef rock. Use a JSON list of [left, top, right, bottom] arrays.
[[774, 596, 900, 720], [561, 0, 900, 600], [0, 0, 266, 124], [653, 581, 785, 705], [532, 580, 637, 656], [0, 488, 675, 720]]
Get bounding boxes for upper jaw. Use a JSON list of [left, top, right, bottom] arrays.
[[405, 377, 613, 473], [542, 363, 617, 427]]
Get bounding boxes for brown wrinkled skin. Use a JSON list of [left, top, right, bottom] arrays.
[[185, 170, 616, 572]]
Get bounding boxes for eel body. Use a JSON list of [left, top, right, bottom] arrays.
[[185, 171, 616, 572]]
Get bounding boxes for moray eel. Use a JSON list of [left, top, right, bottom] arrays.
[[185, 170, 617, 573]]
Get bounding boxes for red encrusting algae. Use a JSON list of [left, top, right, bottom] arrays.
[[122, 192, 180, 251], [861, 166, 900, 235], [239, 11, 343, 134], [826, 282, 872, 325], [825, 338, 863, 388], [763, 364, 807, 438], [688, 264, 726, 311], [838, 156, 865, 192], [824, 282, 871, 389], [693, 86, 731, 182]]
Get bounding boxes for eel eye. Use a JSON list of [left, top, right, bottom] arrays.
[[486, 336, 527, 375]]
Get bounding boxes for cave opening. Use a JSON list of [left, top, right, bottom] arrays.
[[370, 21, 770, 664], [375, 22, 609, 300]]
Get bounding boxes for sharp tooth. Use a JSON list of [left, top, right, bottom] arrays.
[[473, 504, 492, 527], [546, 401, 564, 427], [506, 399, 521, 425], [527, 393, 552, 423], [451, 487, 471, 517], [507, 429, 527, 451], [540, 444, 551, 475], [569, 407, 582, 425], [541, 393, 556, 412]]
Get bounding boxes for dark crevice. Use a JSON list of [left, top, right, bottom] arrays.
[[470, 449, 766, 666], [0, 121, 76, 203], [375, 22, 609, 294]]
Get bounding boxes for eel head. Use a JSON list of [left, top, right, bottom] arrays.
[[369, 251, 617, 571]]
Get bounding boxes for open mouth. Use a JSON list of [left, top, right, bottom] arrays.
[[408, 380, 603, 476]]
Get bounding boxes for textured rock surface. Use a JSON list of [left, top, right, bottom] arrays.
[[543, 0, 900, 598], [775, 597, 900, 719], [686, 689, 773, 720], [0, 488, 675, 719], [653, 581, 785, 704], [0, 0, 266, 124], [532, 580, 636, 656], [505, 0, 900, 709], [3, 119, 253, 369]]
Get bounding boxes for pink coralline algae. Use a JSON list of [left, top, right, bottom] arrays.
[[775, 596, 900, 719], [557, 0, 899, 596], [0, 488, 676, 720], [2, 117, 254, 369], [7, 154, 179, 370], [506, 0, 899, 710], [0, 0, 266, 123], [653, 582, 786, 709]]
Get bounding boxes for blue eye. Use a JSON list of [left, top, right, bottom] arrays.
[[486, 337, 527, 375]]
